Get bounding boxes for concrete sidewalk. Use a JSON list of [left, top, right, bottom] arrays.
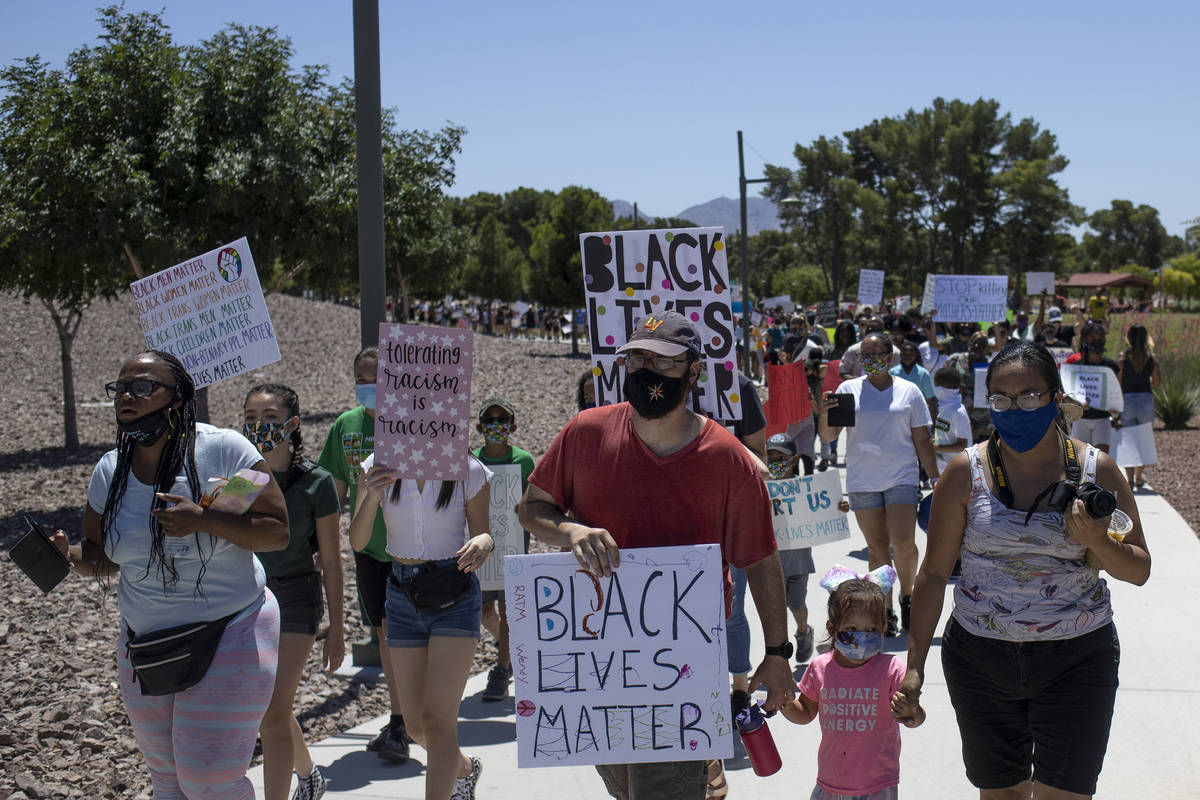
[[249, 484, 1200, 799]]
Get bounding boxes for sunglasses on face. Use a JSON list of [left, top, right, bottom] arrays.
[[105, 379, 175, 399]]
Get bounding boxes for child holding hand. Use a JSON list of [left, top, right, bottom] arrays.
[[783, 565, 925, 800]]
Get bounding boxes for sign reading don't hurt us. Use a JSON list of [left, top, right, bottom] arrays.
[[579, 227, 740, 419]]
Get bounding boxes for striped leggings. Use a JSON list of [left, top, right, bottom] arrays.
[[119, 592, 280, 799]]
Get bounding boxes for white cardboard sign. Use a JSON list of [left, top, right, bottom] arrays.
[[504, 545, 732, 767], [857, 269, 885, 307], [130, 238, 280, 387], [767, 471, 851, 549], [1025, 271, 1056, 297], [1061, 363, 1123, 412], [761, 294, 794, 312], [477, 464, 525, 591], [923, 274, 1009, 322]]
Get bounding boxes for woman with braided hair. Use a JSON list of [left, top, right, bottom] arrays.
[[52, 350, 289, 799], [244, 383, 344, 800]]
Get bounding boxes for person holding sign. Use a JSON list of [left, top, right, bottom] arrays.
[[901, 341, 1150, 799], [818, 334, 940, 637], [1066, 324, 1121, 454], [472, 396, 536, 702], [349, 451, 495, 800], [520, 311, 793, 800], [243, 384, 344, 800], [53, 350, 290, 799]]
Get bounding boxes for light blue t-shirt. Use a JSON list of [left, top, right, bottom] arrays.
[[87, 423, 267, 634], [889, 362, 935, 400]]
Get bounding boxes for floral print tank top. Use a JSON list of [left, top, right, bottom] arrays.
[[952, 442, 1112, 641]]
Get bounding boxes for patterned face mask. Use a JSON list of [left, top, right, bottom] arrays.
[[480, 419, 514, 444], [767, 459, 792, 480], [833, 629, 883, 662], [861, 353, 891, 376], [242, 421, 289, 453]]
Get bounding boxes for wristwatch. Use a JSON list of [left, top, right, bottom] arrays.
[[764, 640, 794, 660]]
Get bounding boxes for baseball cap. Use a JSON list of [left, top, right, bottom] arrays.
[[615, 311, 702, 358], [478, 395, 516, 422], [1047, 307, 1063, 322], [766, 433, 795, 455]]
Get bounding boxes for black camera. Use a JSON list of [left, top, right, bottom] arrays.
[[1043, 481, 1117, 519]]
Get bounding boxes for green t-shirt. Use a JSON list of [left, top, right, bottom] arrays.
[[257, 461, 341, 579], [472, 444, 536, 548], [318, 406, 390, 563]]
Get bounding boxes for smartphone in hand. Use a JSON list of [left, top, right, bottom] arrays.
[[827, 394, 856, 427]]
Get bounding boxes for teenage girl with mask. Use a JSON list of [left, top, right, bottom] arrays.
[[245, 384, 344, 800], [901, 340, 1150, 799], [350, 451, 495, 800], [783, 565, 925, 800], [53, 350, 289, 798], [818, 333, 941, 636], [316, 346, 411, 759]]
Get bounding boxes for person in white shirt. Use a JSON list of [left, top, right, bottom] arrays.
[[350, 453, 495, 800], [931, 367, 971, 473]]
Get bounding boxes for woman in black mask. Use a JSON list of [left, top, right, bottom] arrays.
[[52, 350, 289, 798], [1068, 323, 1121, 455]]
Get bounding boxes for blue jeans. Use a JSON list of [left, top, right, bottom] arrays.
[[726, 567, 751, 675], [384, 559, 482, 647]]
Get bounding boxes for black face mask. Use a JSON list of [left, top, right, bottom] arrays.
[[117, 406, 174, 445], [623, 367, 688, 419]]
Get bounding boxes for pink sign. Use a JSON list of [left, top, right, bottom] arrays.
[[374, 323, 474, 480]]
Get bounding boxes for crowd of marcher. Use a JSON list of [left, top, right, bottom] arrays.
[[49, 283, 1155, 800]]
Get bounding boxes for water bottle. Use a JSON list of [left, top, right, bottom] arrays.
[[735, 701, 782, 776]]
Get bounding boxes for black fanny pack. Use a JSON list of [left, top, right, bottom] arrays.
[[391, 562, 472, 613], [125, 612, 237, 696]]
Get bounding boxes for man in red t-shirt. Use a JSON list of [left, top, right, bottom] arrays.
[[520, 310, 793, 800]]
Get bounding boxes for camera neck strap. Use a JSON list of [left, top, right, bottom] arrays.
[[987, 428, 1081, 526]]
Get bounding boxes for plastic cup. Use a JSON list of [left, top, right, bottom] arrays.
[[1107, 509, 1133, 543]]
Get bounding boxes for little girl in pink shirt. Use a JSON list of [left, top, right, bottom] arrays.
[[782, 565, 926, 800]]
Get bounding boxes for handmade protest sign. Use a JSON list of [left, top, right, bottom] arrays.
[[857, 269, 884, 307], [477, 464, 525, 592], [894, 295, 911, 311], [1061, 363, 1123, 412], [579, 227, 739, 419], [816, 299, 838, 323], [761, 294, 794, 312], [822, 360, 844, 394], [505, 545, 731, 767], [972, 366, 991, 409], [920, 273, 938, 314], [1025, 271, 1056, 297], [374, 323, 473, 480], [763, 362, 812, 437], [1047, 347, 1074, 367], [924, 275, 1009, 322], [768, 471, 850, 550], [130, 238, 279, 388]]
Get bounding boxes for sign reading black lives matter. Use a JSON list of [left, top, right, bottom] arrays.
[[130, 238, 280, 387], [504, 545, 732, 767], [579, 227, 741, 419], [374, 323, 473, 481]]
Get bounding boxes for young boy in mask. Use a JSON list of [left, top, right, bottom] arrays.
[[472, 397, 536, 701], [317, 347, 411, 761], [931, 367, 971, 474]]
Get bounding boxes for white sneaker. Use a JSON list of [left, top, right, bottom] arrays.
[[451, 756, 482, 800], [291, 767, 327, 800]]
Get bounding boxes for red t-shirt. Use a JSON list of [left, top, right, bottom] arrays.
[[528, 403, 777, 614]]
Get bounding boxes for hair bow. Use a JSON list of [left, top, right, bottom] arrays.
[[820, 564, 897, 597]]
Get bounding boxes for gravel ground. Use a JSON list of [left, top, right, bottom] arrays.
[[1, 291, 1195, 798]]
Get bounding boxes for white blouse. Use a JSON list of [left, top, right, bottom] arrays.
[[360, 453, 492, 560]]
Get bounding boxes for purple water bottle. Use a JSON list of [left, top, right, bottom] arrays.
[[735, 701, 782, 776]]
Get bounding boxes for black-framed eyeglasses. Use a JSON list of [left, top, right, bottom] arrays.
[[105, 379, 175, 399], [986, 390, 1053, 412], [623, 354, 688, 372]]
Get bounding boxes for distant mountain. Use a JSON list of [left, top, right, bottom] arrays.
[[611, 196, 782, 235]]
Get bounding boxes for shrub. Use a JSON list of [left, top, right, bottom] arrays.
[[1154, 377, 1200, 430]]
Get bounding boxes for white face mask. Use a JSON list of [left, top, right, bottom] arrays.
[[935, 386, 961, 405]]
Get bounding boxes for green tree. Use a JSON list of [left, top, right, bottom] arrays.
[[1081, 200, 1168, 272], [770, 265, 827, 306], [461, 213, 524, 310], [1159, 267, 1195, 309], [528, 186, 614, 354]]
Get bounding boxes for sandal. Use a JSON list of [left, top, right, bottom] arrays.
[[706, 758, 728, 799]]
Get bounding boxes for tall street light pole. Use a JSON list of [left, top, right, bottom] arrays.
[[738, 130, 772, 366], [354, 0, 386, 347]]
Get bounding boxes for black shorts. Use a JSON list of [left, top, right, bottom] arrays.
[[267, 572, 324, 636], [941, 616, 1120, 795], [353, 550, 392, 628]]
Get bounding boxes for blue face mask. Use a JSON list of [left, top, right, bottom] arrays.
[[833, 630, 883, 663], [355, 384, 377, 411], [989, 401, 1058, 453]]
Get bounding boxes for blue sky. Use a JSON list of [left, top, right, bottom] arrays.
[[4, 1, 1196, 236]]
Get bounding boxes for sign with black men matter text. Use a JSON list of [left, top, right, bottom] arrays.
[[374, 323, 473, 480], [130, 238, 280, 388], [504, 545, 732, 767], [579, 227, 740, 419], [477, 464, 525, 592]]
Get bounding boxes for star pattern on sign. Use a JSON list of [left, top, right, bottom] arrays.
[[391, 440, 405, 455], [382, 393, 398, 410], [425, 440, 437, 450], [441, 441, 456, 458], [649, 382, 666, 401], [441, 335, 454, 346], [410, 448, 424, 464], [430, 400, 444, 414], [415, 330, 427, 341], [395, 406, 408, 419], [456, 367, 465, 376]]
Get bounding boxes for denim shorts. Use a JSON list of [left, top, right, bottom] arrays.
[[810, 785, 897, 800], [941, 617, 1119, 795], [267, 572, 324, 636], [384, 558, 482, 647], [847, 484, 920, 510]]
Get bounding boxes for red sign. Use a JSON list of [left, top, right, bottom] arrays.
[[764, 362, 813, 438]]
